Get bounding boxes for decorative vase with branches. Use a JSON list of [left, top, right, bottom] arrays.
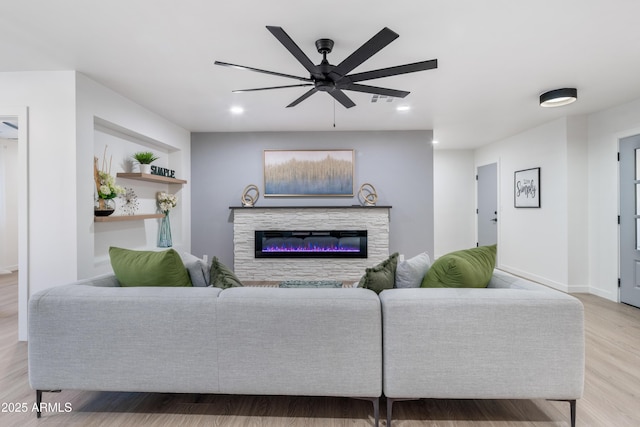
[[94, 147, 124, 215]]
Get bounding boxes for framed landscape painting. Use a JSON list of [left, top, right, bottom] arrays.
[[514, 167, 540, 208], [264, 149, 354, 197]]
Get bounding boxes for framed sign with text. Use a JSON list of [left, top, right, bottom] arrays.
[[514, 167, 540, 208]]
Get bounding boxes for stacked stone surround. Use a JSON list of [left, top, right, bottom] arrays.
[[232, 207, 391, 281]]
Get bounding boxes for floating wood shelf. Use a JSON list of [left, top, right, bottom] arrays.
[[116, 173, 187, 185], [94, 213, 165, 222]]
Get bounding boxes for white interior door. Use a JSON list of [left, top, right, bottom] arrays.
[[477, 163, 498, 247], [620, 135, 640, 308]]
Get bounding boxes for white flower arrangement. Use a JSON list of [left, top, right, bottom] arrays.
[[157, 192, 178, 213], [94, 147, 125, 200], [97, 171, 125, 200]]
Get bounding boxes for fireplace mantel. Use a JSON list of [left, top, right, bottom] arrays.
[[232, 206, 391, 281], [229, 205, 392, 210]]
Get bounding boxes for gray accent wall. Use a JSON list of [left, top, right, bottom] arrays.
[[191, 130, 434, 268]]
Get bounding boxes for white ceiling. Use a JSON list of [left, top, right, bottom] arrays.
[[1, 0, 640, 149]]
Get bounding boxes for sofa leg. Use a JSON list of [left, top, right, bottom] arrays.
[[35, 390, 61, 418], [372, 397, 379, 427], [549, 399, 577, 427], [351, 397, 379, 427], [569, 399, 576, 427], [386, 398, 419, 427], [36, 390, 42, 419], [386, 397, 393, 427]]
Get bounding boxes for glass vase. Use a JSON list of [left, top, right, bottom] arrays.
[[158, 211, 172, 247], [95, 197, 115, 216]]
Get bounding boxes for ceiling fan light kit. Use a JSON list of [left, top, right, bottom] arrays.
[[539, 88, 577, 107], [215, 26, 438, 109]]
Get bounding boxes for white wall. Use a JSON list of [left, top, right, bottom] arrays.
[[433, 149, 476, 257], [0, 71, 77, 340], [0, 138, 18, 271], [587, 97, 640, 301], [567, 116, 589, 291], [475, 118, 581, 292]]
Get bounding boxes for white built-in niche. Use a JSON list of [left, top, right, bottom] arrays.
[[92, 119, 186, 272]]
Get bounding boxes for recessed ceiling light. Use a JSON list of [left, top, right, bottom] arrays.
[[396, 105, 411, 112], [230, 106, 244, 114], [539, 88, 577, 107], [432, 140, 439, 145]]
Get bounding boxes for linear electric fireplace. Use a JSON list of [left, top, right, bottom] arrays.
[[255, 230, 367, 259]]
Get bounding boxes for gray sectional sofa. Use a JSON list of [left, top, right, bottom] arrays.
[[28, 269, 584, 426], [380, 269, 584, 426]]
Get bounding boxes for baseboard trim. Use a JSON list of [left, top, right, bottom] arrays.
[[498, 265, 569, 292], [588, 286, 618, 302]]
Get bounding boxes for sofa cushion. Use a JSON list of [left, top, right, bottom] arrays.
[[358, 252, 399, 294], [109, 247, 192, 287], [209, 257, 243, 289], [395, 252, 431, 288], [421, 244, 496, 288], [180, 252, 210, 287]]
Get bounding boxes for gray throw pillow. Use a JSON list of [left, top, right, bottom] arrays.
[[395, 252, 431, 288], [180, 252, 210, 287]]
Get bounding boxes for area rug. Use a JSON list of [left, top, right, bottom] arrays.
[[279, 280, 344, 288]]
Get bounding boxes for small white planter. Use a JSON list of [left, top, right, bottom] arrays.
[[139, 164, 152, 174]]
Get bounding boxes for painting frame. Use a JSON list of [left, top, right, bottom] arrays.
[[263, 149, 355, 197], [514, 167, 541, 208]]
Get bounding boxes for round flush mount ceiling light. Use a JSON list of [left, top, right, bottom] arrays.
[[230, 106, 244, 114], [539, 88, 577, 108], [396, 105, 411, 112]]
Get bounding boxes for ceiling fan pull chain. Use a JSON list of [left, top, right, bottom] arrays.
[[333, 99, 336, 128]]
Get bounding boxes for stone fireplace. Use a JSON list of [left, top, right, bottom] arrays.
[[231, 206, 391, 281]]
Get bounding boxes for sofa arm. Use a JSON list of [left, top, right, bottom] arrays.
[[380, 287, 584, 400]]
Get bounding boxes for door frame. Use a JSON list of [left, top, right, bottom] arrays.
[[0, 107, 29, 341]]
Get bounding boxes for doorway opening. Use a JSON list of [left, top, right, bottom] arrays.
[[0, 107, 29, 341]]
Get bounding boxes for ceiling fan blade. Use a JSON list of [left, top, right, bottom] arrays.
[[347, 59, 438, 83], [286, 88, 318, 108], [214, 61, 312, 82], [329, 89, 356, 109], [339, 83, 409, 98], [331, 27, 399, 78], [266, 26, 319, 77], [233, 84, 314, 93]]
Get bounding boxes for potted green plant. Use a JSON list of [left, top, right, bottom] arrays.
[[132, 151, 159, 174]]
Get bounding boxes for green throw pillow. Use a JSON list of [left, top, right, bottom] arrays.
[[109, 247, 192, 287], [421, 245, 496, 288], [209, 257, 243, 289], [358, 252, 399, 294]]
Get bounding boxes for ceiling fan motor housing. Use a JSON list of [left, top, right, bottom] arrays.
[[315, 38, 334, 54]]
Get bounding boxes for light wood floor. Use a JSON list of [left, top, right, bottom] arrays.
[[1, 271, 639, 426]]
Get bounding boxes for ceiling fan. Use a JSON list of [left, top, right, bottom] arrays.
[[215, 26, 438, 109]]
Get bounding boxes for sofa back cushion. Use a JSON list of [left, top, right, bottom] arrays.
[[421, 244, 496, 288], [109, 247, 192, 287]]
